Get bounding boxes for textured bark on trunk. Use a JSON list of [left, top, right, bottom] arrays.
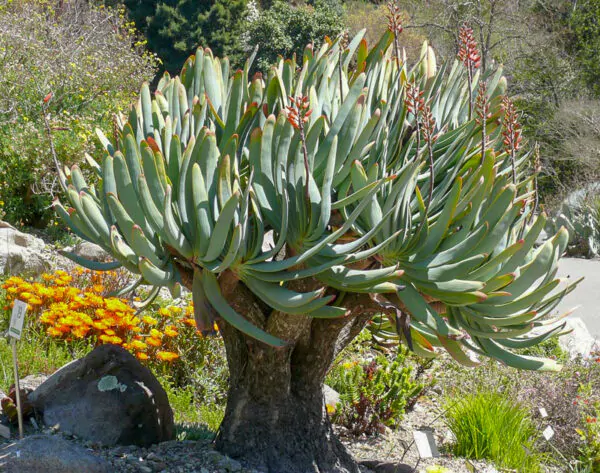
[[179, 268, 383, 473], [215, 335, 357, 473]]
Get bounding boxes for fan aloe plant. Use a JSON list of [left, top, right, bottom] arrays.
[[53, 23, 578, 473]]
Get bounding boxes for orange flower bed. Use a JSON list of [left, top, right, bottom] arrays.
[[2, 269, 211, 365]]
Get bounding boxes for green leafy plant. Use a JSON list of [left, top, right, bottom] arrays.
[[0, 0, 156, 228], [244, 0, 345, 72], [51, 20, 579, 471], [160, 376, 226, 440], [327, 348, 424, 435], [445, 391, 546, 472]]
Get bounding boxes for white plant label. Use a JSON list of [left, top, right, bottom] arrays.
[[539, 407, 548, 418], [413, 429, 439, 458], [0, 423, 10, 439], [543, 425, 555, 440], [8, 300, 27, 340]]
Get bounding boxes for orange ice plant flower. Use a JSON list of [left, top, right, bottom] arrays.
[[156, 351, 179, 362]]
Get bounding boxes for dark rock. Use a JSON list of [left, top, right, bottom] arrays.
[[29, 345, 174, 447], [359, 460, 415, 473], [0, 434, 111, 473]]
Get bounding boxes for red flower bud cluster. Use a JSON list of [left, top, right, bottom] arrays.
[[422, 106, 437, 145], [475, 81, 490, 125], [286, 95, 312, 131], [406, 83, 437, 145], [404, 82, 425, 117], [386, 1, 403, 36], [501, 96, 522, 154], [458, 25, 481, 70]]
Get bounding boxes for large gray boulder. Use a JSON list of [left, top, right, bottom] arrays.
[[0, 434, 111, 473], [29, 345, 175, 447], [0, 227, 48, 276], [559, 317, 598, 359], [72, 241, 109, 262]]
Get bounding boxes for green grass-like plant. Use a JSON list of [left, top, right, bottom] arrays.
[[445, 391, 545, 472], [159, 375, 225, 440]]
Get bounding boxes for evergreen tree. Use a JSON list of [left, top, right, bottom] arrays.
[[123, 0, 247, 73], [244, 0, 345, 72]]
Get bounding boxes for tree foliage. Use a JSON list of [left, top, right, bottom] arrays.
[[566, 0, 600, 95], [244, 0, 345, 72], [56, 29, 574, 371], [122, 0, 247, 74]]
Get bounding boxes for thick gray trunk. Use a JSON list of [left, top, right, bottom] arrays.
[[215, 315, 359, 473], [177, 269, 381, 473]]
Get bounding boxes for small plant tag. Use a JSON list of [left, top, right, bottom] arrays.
[[0, 423, 10, 439], [413, 429, 439, 458], [539, 407, 548, 418], [8, 300, 27, 340], [543, 425, 555, 440]]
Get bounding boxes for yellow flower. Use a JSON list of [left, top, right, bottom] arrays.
[[326, 404, 336, 414], [47, 327, 63, 337], [72, 326, 90, 338], [28, 297, 43, 306], [150, 328, 163, 338], [147, 337, 162, 347], [92, 284, 105, 293], [105, 299, 130, 313], [164, 326, 178, 337], [142, 316, 158, 326], [39, 312, 56, 324], [93, 321, 108, 330], [130, 340, 147, 351], [156, 351, 179, 362], [158, 307, 171, 317], [136, 352, 149, 360]]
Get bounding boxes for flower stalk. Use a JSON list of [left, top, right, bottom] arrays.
[[458, 25, 481, 120], [501, 96, 523, 185], [286, 95, 313, 200]]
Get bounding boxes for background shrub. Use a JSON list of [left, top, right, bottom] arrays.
[[0, 0, 156, 227], [244, 0, 346, 73], [120, 0, 247, 74]]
